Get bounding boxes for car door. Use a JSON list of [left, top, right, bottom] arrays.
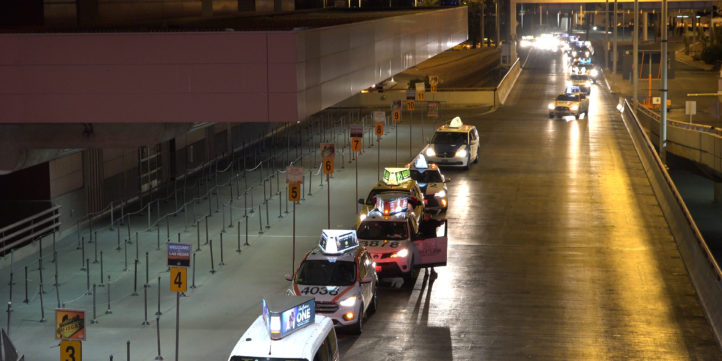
[[470, 128, 480, 160], [412, 219, 448, 268], [357, 253, 371, 310]]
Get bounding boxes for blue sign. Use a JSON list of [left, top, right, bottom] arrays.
[[167, 243, 192, 267], [262, 296, 315, 340]]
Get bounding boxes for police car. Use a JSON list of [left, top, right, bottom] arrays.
[[357, 198, 449, 287], [227, 296, 339, 361], [357, 167, 424, 227], [408, 155, 449, 220], [421, 117, 479, 169], [286, 230, 377, 334]]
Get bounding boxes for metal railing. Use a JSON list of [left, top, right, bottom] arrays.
[[0, 205, 61, 256]]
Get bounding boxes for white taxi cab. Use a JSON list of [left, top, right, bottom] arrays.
[[421, 117, 479, 169], [227, 296, 339, 361], [356, 198, 449, 287], [286, 230, 377, 334], [408, 155, 449, 220]]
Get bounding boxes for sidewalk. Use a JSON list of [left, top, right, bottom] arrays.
[[0, 105, 482, 360]]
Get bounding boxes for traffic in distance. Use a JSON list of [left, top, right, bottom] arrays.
[[227, 118, 478, 360]]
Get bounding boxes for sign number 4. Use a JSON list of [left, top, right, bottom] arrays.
[[170, 267, 187, 293]]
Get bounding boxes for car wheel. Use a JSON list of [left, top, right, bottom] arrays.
[[474, 153, 479, 164], [351, 303, 364, 334]]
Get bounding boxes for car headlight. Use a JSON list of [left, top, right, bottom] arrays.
[[548, 103, 555, 110], [425, 147, 436, 157], [585, 81, 591, 87], [390, 248, 409, 258], [339, 296, 357, 307], [565, 80, 572, 87], [572, 51, 577, 57], [571, 104, 579, 111], [434, 190, 446, 198], [455, 148, 467, 158], [359, 213, 366, 222], [585, 51, 590, 57], [590, 69, 599, 77]]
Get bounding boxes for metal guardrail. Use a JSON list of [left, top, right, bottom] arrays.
[[0, 205, 61, 256], [621, 99, 722, 347], [636, 104, 722, 137]]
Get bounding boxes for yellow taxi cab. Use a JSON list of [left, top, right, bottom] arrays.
[[357, 167, 425, 227]]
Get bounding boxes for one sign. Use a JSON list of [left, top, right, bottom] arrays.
[[170, 267, 187, 293], [415, 82, 425, 101], [262, 296, 316, 340], [429, 75, 439, 92], [167, 242, 192, 267], [382, 167, 412, 185], [320, 143, 335, 160], [685, 100, 696, 115], [406, 89, 416, 100], [392, 109, 402, 122], [652, 97, 661, 105], [55, 309, 85, 340], [427, 101, 439, 118], [60, 340, 82, 361], [319, 230, 359, 254], [406, 100, 415, 111], [375, 122, 384, 136], [351, 137, 362, 152], [288, 184, 301, 202], [286, 167, 304, 184], [323, 158, 334, 174], [349, 123, 363, 138]]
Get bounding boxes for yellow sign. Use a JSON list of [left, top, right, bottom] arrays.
[[60, 340, 82, 361], [351, 137, 362, 152], [431, 84, 438, 92], [323, 158, 334, 175], [288, 184, 301, 202], [417, 91, 425, 101], [374, 123, 384, 136], [170, 267, 187, 293], [406, 100, 415, 111], [55, 309, 85, 340], [392, 110, 401, 122]]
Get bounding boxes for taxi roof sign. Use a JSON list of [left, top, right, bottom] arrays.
[[262, 296, 315, 340], [319, 230, 359, 255], [413, 154, 428, 169], [448, 116, 463, 128], [375, 196, 409, 216], [382, 167, 411, 185]]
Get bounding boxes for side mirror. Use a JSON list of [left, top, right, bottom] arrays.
[[284, 273, 293, 281], [360, 276, 374, 284], [358, 198, 365, 205]]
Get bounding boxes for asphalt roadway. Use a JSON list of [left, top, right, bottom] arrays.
[[2, 49, 721, 360]]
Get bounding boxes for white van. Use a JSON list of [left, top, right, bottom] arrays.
[[228, 296, 339, 361]]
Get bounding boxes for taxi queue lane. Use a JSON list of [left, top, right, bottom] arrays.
[[337, 49, 721, 360]]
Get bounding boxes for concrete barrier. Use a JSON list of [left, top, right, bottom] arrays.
[[495, 57, 521, 105], [621, 99, 722, 348]]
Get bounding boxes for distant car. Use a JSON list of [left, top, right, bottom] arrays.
[[549, 92, 589, 119], [408, 155, 449, 219], [421, 117, 479, 170], [566, 74, 592, 95]]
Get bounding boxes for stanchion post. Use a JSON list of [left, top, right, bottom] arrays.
[[99, 251, 105, 287], [142, 285, 150, 326], [86, 259, 91, 295], [145, 252, 150, 287], [175, 293, 180, 361], [258, 205, 264, 234], [106, 275, 112, 314], [91, 284, 98, 324], [23, 266, 28, 303], [209, 239, 216, 274], [81, 237, 86, 271], [219, 233, 225, 266], [156, 276, 162, 316], [39, 282, 46, 322], [155, 316, 164, 360], [132, 260, 139, 296], [191, 253, 197, 289], [124, 240, 128, 271], [236, 221, 241, 253]]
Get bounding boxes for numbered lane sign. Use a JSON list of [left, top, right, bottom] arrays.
[[170, 267, 187, 293], [323, 158, 334, 175], [60, 340, 82, 361], [417, 91, 425, 101], [351, 137, 362, 152], [375, 122, 384, 136], [288, 184, 301, 202], [406, 100, 415, 111], [392, 109, 401, 122]]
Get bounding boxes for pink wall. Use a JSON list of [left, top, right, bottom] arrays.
[[0, 31, 297, 123]]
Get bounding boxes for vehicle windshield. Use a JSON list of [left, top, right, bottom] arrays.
[[571, 75, 589, 81], [295, 260, 356, 286], [365, 190, 410, 205], [431, 131, 467, 145], [557, 94, 579, 101], [357, 221, 409, 240], [410, 169, 443, 183]]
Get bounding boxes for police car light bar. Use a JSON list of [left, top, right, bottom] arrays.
[[382, 168, 411, 185], [262, 296, 315, 340], [319, 230, 359, 255], [448, 116, 463, 128]]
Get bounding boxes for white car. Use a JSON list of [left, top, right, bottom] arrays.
[[421, 117, 479, 170], [227, 296, 339, 361], [287, 230, 377, 334]]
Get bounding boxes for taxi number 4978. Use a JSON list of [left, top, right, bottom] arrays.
[[359, 241, 400, 248], [300, 286, 340, 296]]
